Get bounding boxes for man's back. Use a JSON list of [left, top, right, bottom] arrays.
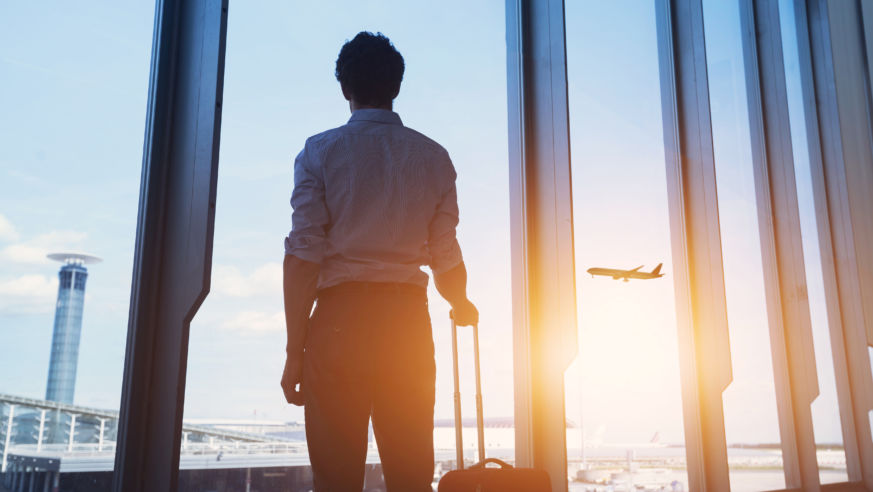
[[285, 108, 462, 288], [281, 32, 477, 492]]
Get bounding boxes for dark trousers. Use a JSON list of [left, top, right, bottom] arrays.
[[303, 282, 436, 491]]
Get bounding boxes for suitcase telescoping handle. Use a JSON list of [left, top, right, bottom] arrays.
[[450, 314, 485, 470]]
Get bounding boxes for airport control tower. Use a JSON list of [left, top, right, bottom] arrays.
[[45, 252, 101, 404]]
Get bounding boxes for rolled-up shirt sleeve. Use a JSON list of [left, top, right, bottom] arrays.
[[284, 143, 329, 263], [427, 162, 463, 273]]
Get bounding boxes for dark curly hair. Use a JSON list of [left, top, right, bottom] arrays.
[[335, 32, 405, 107]]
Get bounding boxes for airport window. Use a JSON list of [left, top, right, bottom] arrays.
[[564, 2, 689, 490], [73, 272, 87, 292], [777, 0, 850, 483], [179, 2, 510, 490], [59, 272, 72, 290], [5, 2, 871, 491], [0, 2, 154, 491], [703, 0, 796, 488]]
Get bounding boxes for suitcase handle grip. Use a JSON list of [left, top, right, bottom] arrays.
[[469, 458, 512, 470]]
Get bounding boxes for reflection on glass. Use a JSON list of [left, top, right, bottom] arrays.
[[703, 0, 787, 489], [777, 0, 850, 483], [0, 3, 153, 491], [181, 2, 509, 490], [564, 2, 688, 490]]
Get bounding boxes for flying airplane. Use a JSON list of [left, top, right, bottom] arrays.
[[587, 263, 664, 282]]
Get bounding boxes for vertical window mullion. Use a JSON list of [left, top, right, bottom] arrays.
[[794, 0, 873, 485], [738, 0, 822, 488], [655, 0, 732, 489], [506, 0, 577, 488]]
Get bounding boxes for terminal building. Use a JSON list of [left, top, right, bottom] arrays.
[[0, 394, 514, 492], [0, 392, 347, 492]]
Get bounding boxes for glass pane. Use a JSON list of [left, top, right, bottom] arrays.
[[0, 2, 154, 491], [181, 2, 509, 490], [777, 0, 850, 483], [564, 2, 689, 490], [702, 1, 787, 489]]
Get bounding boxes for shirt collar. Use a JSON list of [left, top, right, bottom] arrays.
[[348, 108, 403, 126]]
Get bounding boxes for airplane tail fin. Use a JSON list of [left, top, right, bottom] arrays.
[[651, 263, 663, 275]]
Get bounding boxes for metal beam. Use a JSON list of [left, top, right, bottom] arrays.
[[112, 0, 228, 491], [3, 405, 15, 473], [0, 394, 116, 421], [506, 0, 577, 490], [36, 411, 45, 453], [796, 0, 873, 487], [739, 0, 821, 489], [98, 418, 106, 452], [788, 0, 863, 483], [66, 415, 75, 453], [655, 0, 732, 489], [0, 394, 279, 445]]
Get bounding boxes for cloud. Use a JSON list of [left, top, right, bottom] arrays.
[[0, 214, 19, 242], [212, 263, 282, 297], [219, 310, 284, 334], [0, 274, 58, 314], [0, 230, 87, 265]]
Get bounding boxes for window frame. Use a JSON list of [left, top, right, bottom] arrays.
[[110, 0, 873, 491], [112, 1, 228, 491]]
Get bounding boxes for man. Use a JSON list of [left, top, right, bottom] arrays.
[[280, 32, 478, 491]]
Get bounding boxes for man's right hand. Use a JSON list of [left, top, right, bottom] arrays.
[[282, 254, 319, 407], [434, 262, 479, 326], [451, 298, 479, 326], [281, 352, 305, 406]]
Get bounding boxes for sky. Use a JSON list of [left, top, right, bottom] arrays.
[[0, 0, 846, 459]]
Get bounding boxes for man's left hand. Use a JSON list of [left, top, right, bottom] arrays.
[[281, 352, 305, 406]]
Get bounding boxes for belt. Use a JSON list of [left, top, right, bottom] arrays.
[[317, 281, 426, 299]]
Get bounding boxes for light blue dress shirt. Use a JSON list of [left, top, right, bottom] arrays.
[[285, 109, 463, 288]]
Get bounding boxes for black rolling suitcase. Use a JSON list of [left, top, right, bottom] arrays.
[[437, 316, 551, 492]]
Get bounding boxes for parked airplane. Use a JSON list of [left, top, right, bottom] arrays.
[[587, 263, 664, 282], [588, 431, 667, 450]]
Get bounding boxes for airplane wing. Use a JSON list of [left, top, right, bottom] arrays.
[[629, 265, 644, 272]]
